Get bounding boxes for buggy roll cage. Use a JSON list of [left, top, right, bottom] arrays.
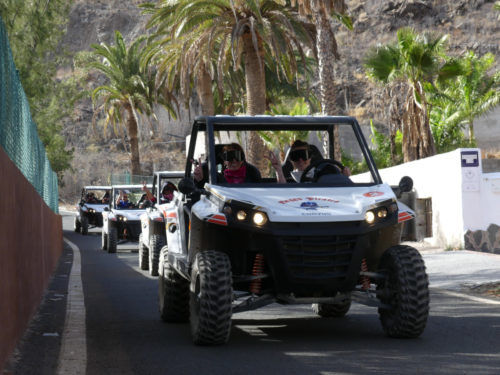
[[184, 115, 382, 186]]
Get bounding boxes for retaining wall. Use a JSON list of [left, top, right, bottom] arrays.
[[0, 148, 62, 372], [353, 148, 500, 252]]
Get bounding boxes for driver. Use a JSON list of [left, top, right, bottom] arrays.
[[142, 182, 178, 204], [268, 140, 351, 183], [116, 191, 133, 208]]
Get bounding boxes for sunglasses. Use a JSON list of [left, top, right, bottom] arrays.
[[222, 150, 243, 162], [290, 149, 309, 162]]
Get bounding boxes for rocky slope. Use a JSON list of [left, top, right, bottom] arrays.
[[58, 0, 500, 201]]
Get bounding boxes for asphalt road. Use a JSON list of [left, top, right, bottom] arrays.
[[6, 210, 500, 375]]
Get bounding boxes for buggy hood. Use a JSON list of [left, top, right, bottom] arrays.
[[207, 183, 397, 223], [83, 203, 108, 213], [112, 208, 147, 221]]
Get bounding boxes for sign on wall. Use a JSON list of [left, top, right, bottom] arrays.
[[461, 150, 480, 192]]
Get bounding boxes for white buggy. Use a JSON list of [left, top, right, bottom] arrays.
[[159, 115, 428, 345], [74, 186, 111, 235], [101, 184, 151, 253], [138, 171, 184, 276]]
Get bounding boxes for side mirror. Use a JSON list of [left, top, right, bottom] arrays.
[[399, 176, 413, 193], [178, 177, 196, 195]]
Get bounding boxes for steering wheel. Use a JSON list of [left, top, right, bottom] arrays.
[[299, 159, 344, 183]]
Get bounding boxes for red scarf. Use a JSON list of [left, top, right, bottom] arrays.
[[224, 164, 246, 184], [162, 192, 173, 201]]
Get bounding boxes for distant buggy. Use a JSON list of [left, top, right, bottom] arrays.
[[101, 185, 151, 253], [74, 186, 111, 235], [139, 170, 184, 276], [159, 115, 429, 345]]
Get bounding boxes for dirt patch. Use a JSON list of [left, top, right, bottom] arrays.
[[462, 282, 500, 300]]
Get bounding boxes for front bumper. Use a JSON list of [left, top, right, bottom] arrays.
[[197, 216, 396, 297]]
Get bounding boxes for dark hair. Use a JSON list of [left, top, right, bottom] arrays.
[[223, 143, 245, 160], [162, 182, 178, 193], [291, 140, 309, 149]]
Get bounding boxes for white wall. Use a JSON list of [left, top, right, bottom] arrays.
[[354, 148, 500, 248]]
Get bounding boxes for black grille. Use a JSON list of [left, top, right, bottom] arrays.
[[125, 222, 142, 240], [279, 234, 357, 280]]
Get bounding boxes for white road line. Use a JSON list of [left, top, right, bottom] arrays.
[[56, 238, 86, 375], [437, 288, 500, 305]]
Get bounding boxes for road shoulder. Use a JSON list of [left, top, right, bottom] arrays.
[[5, 242, 73, 375]]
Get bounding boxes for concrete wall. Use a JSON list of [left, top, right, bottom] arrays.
[[353, 148, 500, 251], [0, 148, 63, 373], [474, 107, 500, 152]]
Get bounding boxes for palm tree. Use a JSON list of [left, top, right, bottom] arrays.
[[449, 51, 500, 141], [261, 98, 312, 160], [428, 51, 500, 151], [89, 31, 177, 175], [142, 2, 217, 116], [141, 0, 314, 170], [291, 0, 352, 160], [364, 28, 462, 162]]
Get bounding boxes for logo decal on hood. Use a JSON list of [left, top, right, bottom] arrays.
[[279, 196, 339, 205], [363, 191, 384, 197], [299, 202, 328, 210]]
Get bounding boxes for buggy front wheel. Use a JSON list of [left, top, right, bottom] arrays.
[[74, 217, 81, 233], [376, 245, 429, 338], [138, 234, 148, 270], [81, 216, 89, 235], [101, 231, 108, 250], [159, 259, 189, 323], [107, 226, 117, 253], [190, 250, 232, 345], [149, 235, 165, 276]]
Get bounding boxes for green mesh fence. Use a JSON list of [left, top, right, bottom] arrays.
[[0, 17, 59, 213], [110, 173, 153, 185]]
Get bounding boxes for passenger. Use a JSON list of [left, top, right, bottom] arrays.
[[138, 193, 150, 208], [141, 183, 156, 204], [141, 182, 178, 205], [268, 140, 351, 183], [102, 190, 110, 204], [193, 143, 261, 185], [116, 191, 133, 209], [85, 192, 98, 203], [159, 182, 178, 203]]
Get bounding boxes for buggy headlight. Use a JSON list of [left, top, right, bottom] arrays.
[[253, 212, 267, 226], [365, 201, 396, 224], [118, 215, 127, 222], [236, 210, 247, 221], [365, 211, 375, 224], [377, 208, 388, 218]]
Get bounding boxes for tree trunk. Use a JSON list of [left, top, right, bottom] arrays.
[[468, 121, 475, 142], [242, 32, 268, 172], [242, 33, 266, 115], [315, 9, 342, 161], [197, 62, 215, 116], [125, 103, 141, 176], [401, 84, 436, 162]]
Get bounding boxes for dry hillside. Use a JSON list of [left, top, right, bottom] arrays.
[[59, 0, 500, 203]]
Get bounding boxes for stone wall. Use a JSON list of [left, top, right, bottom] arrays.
[[464, 224, 500, 254]]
